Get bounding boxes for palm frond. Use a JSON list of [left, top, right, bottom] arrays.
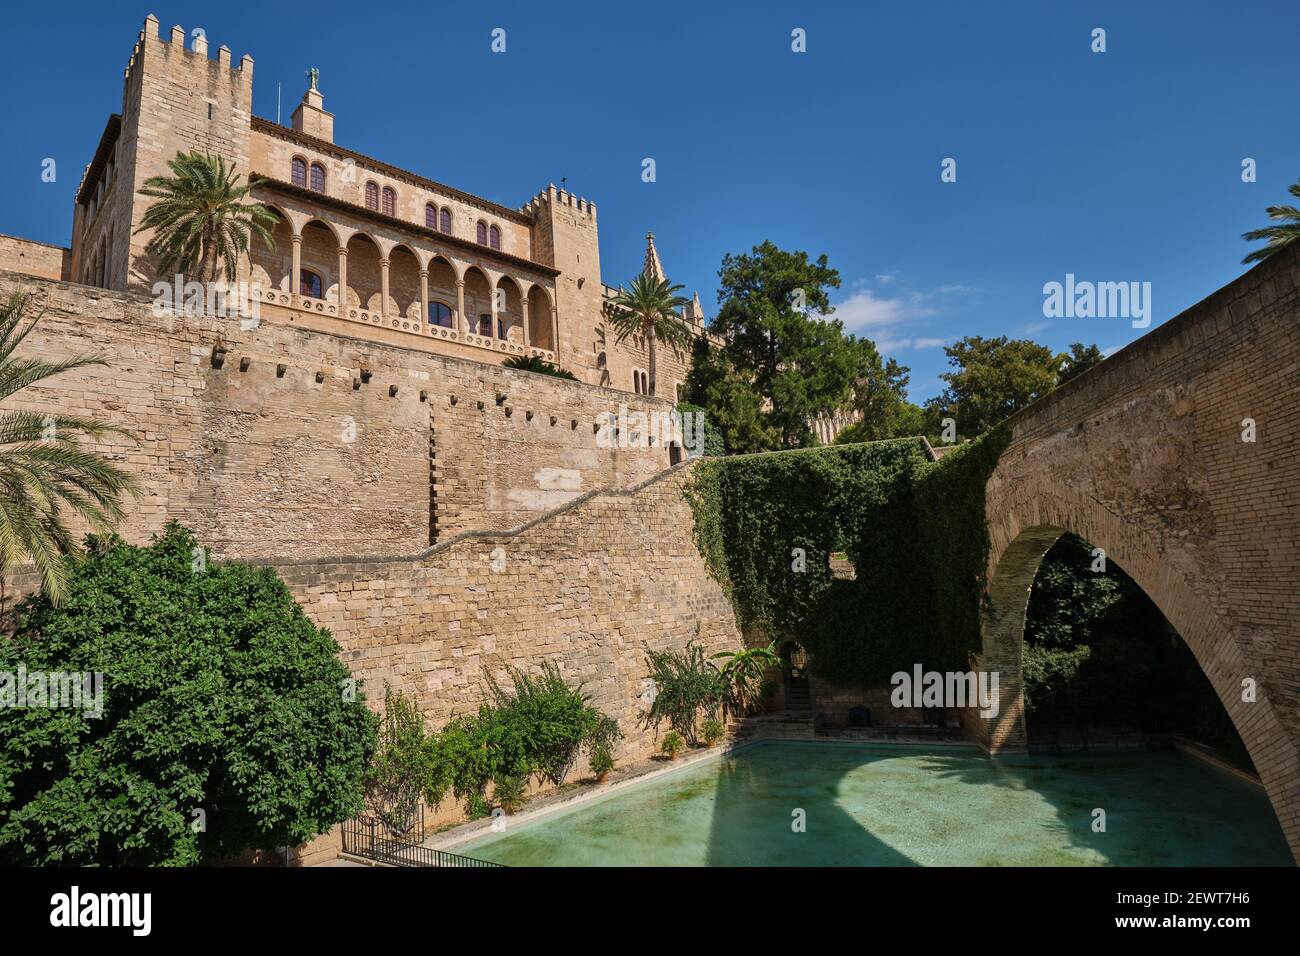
[[0, 300, 136, 604]]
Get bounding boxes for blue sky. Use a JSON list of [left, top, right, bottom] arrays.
[[2, 1, 1297, 402]]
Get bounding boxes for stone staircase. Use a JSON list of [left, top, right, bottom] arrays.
[[728, 709, 821, 742]]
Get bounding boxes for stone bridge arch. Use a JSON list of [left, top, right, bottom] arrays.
[[969, 246, 1300, 860]]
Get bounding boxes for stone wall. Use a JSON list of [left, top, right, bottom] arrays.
[[0, 271, 671, 559], [0, 235, 70, 282], [975, 244, 1300, 860], [277, 462, 741, 864]]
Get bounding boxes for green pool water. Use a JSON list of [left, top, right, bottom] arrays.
[[454, 741, 1292, 866]]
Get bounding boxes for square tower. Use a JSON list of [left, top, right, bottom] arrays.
[[71, 15, 253, 292]]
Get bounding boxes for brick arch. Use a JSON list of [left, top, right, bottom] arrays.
[[978, 482, 1300, 860]]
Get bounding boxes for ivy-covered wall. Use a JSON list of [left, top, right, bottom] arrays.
[[684, 430, 1009, 685]]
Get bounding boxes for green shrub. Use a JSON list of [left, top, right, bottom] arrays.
[[661, 731, 686, 758], [641, 642, 723, 744], [0, 523, 377, 866], [589, 744, 616, 777], [491, 774, 528, 813], [365, 687, 439, 836], [486, 661, 600, 787], [424, 662, 618, 816], [701, 717, 726, 746]]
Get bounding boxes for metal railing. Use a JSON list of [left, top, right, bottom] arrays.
[[341, 814, 504, 868]]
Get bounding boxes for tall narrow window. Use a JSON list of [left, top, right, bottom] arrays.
[[425, 203, 437, 229], [310, 163, 326, 193], [439, 208, 451, 233], [291, 157, 307, 188], [488, 224, 501, 250], [365, 181, 379, 210], [476, 221, 488, 245], [381, 186, 396, 217]]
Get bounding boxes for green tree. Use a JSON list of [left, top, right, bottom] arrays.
[[712, 241, 858, 447], [0, 292, 135, 605], [1057, 342, 1105, 385], [683, 338, 777, 454], [840, 339, 917, 441], [924, 336, 1060, 438], [0, 523, 378, 865], [136, 150, 278, 282], [1241, 178, 1300, 264], [606, 273, 692, 397]]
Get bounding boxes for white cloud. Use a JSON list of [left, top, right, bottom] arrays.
[[829, 279, 972, 355]]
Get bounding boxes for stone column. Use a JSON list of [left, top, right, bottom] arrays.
[[419, 269, 430, 328], [551, 307, 560, 358], [290, 233, 302, 300], [379, 258, 390, 318], [337, 247, 348, 310], [520, 297, 530, 348], [490, 287, 500, 340], [455, 279, 466, 336]]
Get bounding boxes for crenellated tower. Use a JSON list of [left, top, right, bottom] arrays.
[[71, 14, 253, 291], [523, 184, 603, 383]]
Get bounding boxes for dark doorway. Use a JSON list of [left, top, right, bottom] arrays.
[[780, 640, 810, 712]]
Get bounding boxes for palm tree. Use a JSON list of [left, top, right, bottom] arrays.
[[1242, 179, 1300, 264], [607, 274, 692, 397], [0, 293, 136, 604], [135, 151, 278, 283], [711, 641, 783, 719]]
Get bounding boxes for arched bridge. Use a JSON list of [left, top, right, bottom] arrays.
[[973, 245, 1300, 859]]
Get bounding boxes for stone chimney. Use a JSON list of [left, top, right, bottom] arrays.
[[290, 67, 333, 141]]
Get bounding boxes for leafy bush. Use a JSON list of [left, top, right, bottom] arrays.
[[364, 688, 438, 836], [661, 731, 685, 758], [491, 774, 528, 813], [486, 661, 600, 787], [701, 718, 725, 747], [0, 523, 377, 865], [415, 662, 619, 816], [642, 642, 723, 744], [589, 744, 615, 778]]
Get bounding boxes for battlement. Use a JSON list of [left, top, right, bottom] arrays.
[[522, 183, 597, 221], [125, 14, 253, 86]]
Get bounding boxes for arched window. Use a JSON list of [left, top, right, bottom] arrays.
[[428, 301, 453, 327], [476, 221, 488, 245], [425, 203, 437, 229], [439, 208, 451, 233], [365, 181, 379, 210], [381, 186, 396, 217], [299, 269, 322, 299], [488, 224, 501, 250], [291, 157, 307, 188], [310, 163, 326, 193]]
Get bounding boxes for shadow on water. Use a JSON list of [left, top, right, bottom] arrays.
[[704, 743, 917, 865], [704, 742, 1292, 867], [458, 740, 1291, 866]]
